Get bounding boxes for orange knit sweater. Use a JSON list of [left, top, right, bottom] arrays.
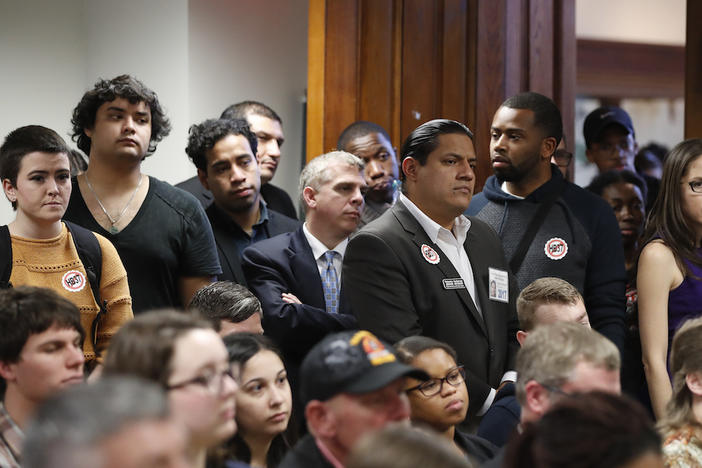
[[9, 223, 133, 362]]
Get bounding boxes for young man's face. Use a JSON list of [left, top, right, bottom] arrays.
[[343, 132, 399, 203], [246, 114, 284, 185], [0, 324, 84, 403], [490, 106, 548, 182], [586, 125, 637, 172], [85, 98, 152, 162], [198, 133, 261, 216]]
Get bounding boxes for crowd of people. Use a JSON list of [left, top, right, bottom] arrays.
[[0, 73, 700, 468]]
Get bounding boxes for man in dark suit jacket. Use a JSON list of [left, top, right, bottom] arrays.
[[344, 119, 520, 417], [242, 151, 364, 364], [185, 118, 299, 285]]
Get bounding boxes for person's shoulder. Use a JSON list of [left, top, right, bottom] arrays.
[[561, 180, 612, 213], [640, 239, 675, 263], [269, 209, 301, 228], [246, 228, 300, 255], [149, 177, 205, 216]]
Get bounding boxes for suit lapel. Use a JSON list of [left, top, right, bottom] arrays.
[[393, 204, 488, 336], [465, 224, 497, 345], [288, 227, 326, 308]]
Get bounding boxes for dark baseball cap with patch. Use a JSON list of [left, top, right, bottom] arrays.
[[583, 106, 635, 148], [300, 330, 429, 404]]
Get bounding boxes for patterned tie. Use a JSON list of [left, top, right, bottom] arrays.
[[322, 251, 340, 314]]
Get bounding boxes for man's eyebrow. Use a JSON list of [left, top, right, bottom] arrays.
[[106, 106, 126, 112]]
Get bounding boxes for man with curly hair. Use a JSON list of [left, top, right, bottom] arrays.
[[64, 75, 221, 313], [185, 118, 299, 285]]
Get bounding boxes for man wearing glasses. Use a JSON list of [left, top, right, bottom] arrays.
[[482, 321, 621, 468]]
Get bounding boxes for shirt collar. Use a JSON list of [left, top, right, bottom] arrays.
[[399, 193, 471, 243], [302, 223, 349, 260]]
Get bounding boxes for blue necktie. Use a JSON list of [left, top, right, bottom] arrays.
[[322, 251, 340, 314]]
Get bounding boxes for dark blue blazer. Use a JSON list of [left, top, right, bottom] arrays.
[[241, 226, 357, 360]]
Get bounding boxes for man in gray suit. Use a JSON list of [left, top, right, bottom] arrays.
[[343, 119, 519, 417]]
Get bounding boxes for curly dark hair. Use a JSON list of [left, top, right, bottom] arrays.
[[70, 74, 171, 157], [185, 118, 257, 172], [586, 169, 648, 204]]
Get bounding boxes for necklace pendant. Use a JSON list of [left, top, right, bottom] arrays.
[[109, 225, 120, 235]]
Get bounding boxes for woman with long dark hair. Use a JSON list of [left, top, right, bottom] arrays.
[[638, 139, 702, 419]]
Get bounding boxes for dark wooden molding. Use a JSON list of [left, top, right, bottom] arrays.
[[577, 39, 684, 99], [686, 1, 702, 138]]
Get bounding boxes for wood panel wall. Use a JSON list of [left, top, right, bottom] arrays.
[[307, 0, 576, 189], [686, 1, 702, 139]]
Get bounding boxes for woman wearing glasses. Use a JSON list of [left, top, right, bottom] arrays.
[[638, 139, 702, 420], [395, 336, 496, 465], [103, 310, 238, 468]]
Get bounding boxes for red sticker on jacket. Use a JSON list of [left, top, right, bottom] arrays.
[[544, 238, 568, 260], [421, 244, 440, 264]]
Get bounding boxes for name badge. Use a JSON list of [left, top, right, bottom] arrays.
[[442, 278, 465, 290], [488, 268, 509, 303]]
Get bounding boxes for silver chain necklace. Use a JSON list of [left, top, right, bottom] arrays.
[[84, 173, 144, 235]]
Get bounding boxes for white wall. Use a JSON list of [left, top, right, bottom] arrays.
[[0, 0, 308, 224], [577, 0, 686, 45]]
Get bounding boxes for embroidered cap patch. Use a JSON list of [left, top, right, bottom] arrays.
[[544, 237, 568, 260], [421, 244, 440, 264]]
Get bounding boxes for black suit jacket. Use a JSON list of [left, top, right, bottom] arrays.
[[242, 226, 357, 360], [343, 201, 519, 411], [175, 175, 212, 209], [207, 203, 300, 285]]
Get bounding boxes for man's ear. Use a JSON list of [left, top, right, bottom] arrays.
[[197, 168, 210, 191], [0, 360, 17, 383], [302, 186, 317, 210], [305, 400, 336, 438], [541, 137, 557, 161], [516, 330, 528, 347], [2, 179, 16, 204], [401, 157, 418, 183], [524, 380, 551, 417]]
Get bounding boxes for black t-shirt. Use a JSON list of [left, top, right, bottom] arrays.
[[64, 176, 222, 313]]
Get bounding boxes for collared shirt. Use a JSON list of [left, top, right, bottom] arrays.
[[0, 402, 23, 468], [213, 201, 272, 257], [303, 223, 348, 281], [399, 194, 481, 315]]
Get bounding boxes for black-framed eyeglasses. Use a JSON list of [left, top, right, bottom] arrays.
[[167, 367, 235, 394], [552, 149, 573, 168], [537, 382, 570, 398], [685, 180, 702, 194], [407, 366, 466, 397]]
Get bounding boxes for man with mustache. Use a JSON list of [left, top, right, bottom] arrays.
[[344, 119, 519, 419], [185, 118, 299, 285], [466, 92, 626, 352], [0, 287, 86, 468], [177, 101, 298, 219], [242, 151, 363, 407], [337, 121, 399, 228]]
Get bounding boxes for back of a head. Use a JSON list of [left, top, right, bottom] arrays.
[[347, 425, 474, 468], [23, 377, 170, 468], [399, 119, 473, 184], [501, 92, 562, 145], [515, 322, 620, 405], [660, 316, 702, 434], [503, 391, 661, 468], [337, 121, 391, 151], [221, 100, 282, 124], [102, 309, 212, 388], [188, 281, 262, 331], [516, 277, 584, 331]]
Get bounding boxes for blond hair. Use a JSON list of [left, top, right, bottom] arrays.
[[517, 277, 583, 331]]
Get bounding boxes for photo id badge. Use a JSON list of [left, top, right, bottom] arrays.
[[488, 268, 509, 303]]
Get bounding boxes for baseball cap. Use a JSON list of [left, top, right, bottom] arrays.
[[583, 106, 635, 148], [300, 330, 430, 404]]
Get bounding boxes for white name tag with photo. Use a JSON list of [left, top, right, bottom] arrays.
[[488, 268, 509, 303]]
